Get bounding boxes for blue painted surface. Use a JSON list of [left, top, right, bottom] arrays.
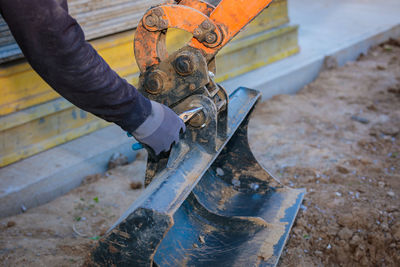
[[132, 143, 144, 151]]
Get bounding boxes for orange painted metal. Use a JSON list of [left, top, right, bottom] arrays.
[[212, 0, 273, 45], [134, 0, 273, 71], [189, 0, 273, 57], [134, 3, 221, 72], [178, 0, 215, 16], [134, 21, 166, 73]]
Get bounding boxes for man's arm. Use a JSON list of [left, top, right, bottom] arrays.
[[0, 0, 150, 132], [0, 0, 185, 154]]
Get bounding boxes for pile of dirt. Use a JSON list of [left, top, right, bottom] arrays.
[[249, 40, 400, 266], [0, 40, 399, 266]]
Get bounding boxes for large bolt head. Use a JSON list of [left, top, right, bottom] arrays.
[[174, 55, 194, 76], [193, 28, 203, 38], [205, 32, 217, 44], [189, 110, 207, 128], [153, 8, 163, 17], [201, 20, 211, 30], [159, 19, 168, 29], [144, 15, 157, 27], [144, 72, 164, 94]]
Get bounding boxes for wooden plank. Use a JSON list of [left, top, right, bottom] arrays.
[[71, 0, 164, 40], [0, 110, 110, 167], [0, 29, 136, 116], [68, 0, 163, 14], [216, 25, 299, 82], [0, 98, 73, 132], [0, 16, 14, 46]]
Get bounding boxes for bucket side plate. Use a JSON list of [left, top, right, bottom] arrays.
[[88, 87, 304, 266], [153, 89, 305, 266]]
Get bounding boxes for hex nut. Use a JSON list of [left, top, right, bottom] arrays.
[[153, 8, 163, 17], [144, 15, 157, 27], [201, 20, 211, 30], [144, 71, 166, 94], [189, 84, 196, 91], [189, 110, 207, 128], [174, 54, 195, 76], [159, 19, 168, 29], [205, 32, 217, 44], [193, 28, 203, 38]]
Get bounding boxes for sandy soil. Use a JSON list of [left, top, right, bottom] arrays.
[[1, 40, 399, 266], [250, 40, 400, 267]]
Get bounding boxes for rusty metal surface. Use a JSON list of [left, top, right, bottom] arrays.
[[134, 1, 220, 73], [134, 0, 273, 74], [133, 0, 273, 122], [138, 46, 210, 107]]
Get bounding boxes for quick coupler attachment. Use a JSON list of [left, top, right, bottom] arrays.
[[87, 87, 305, 267]]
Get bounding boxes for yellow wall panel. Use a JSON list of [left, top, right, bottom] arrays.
[[0, 107, 110, 167]]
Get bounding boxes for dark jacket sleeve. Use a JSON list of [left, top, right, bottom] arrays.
[[0, 0, 151, 132]]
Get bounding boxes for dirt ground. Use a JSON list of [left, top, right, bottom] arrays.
[[252, 39, 400, 267], [1, 40, 399, 266]]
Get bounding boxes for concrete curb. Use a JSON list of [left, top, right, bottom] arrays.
[[222, 24, 400, 99], [0, 127, 138, 218]]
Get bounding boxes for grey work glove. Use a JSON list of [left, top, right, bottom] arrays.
[[131, 101, 186, 155]]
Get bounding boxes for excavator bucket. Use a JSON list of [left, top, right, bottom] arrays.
[[88, 88, 305, 266], [87, 0, 305, 265]]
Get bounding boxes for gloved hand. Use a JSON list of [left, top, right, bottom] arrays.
[[131, 101, 186, 155]]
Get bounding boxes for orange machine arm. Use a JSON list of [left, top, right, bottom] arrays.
[[134, 0, 273, 72], [189, 0, 273, 57]]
